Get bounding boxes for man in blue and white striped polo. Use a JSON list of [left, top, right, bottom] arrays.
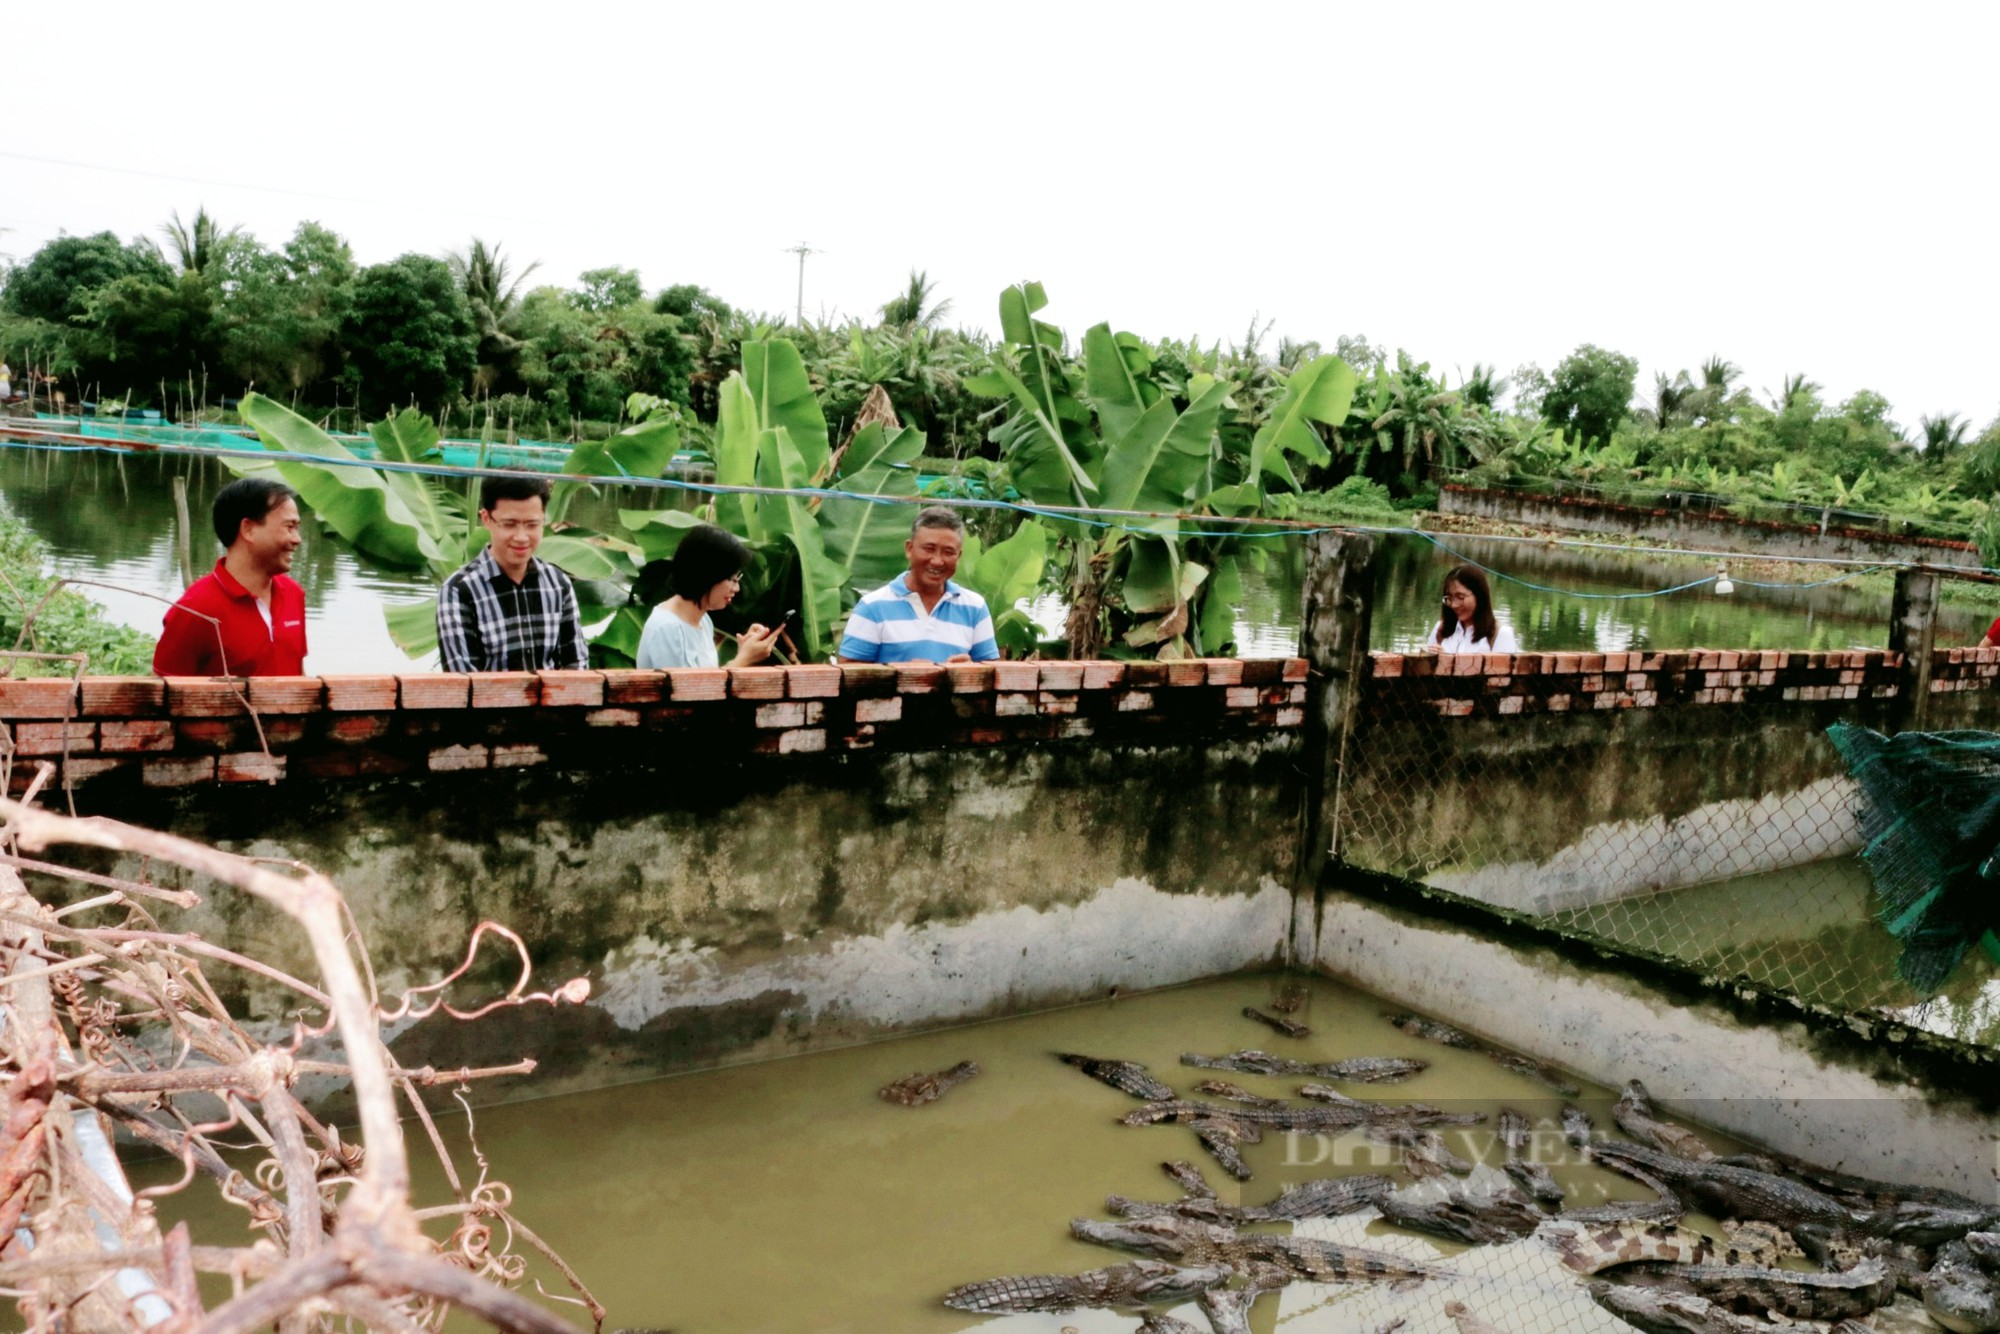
[[837, 506, 1001, 664]]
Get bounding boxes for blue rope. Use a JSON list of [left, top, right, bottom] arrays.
[[0, 431, 1963, 595]]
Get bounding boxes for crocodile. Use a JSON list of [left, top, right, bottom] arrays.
[[1165, 1160, 1216, 1198], [1768, 1152, 1985, 1214], [1502, 1159, 1565, 1205], [1070, 1214, 1442, 1284], [1198, 1263, 1292, 1334], [1559, 1196, 1686, 1225], [879, 1060, 979, 1106], [1242, 1006, 1310, 1039], [1137, 1315, 1205, 1334], [1642, 1257, 1896, 1320], [1489, 1050, 1581, 1096], [1386, 1012, 1580, 1092], [942, 1261, 1234, 1314], [1444, 1300, 1508, 1334], [1560, 1103, 1594, 1147], [1181, 1051, 1428, 1083], [1366, 1125, 1473, 1178], [1922, 1238, 2000, 1333], [1792, 1223, 1935, 1296], [1109, 1174, 1393, 1225], [1386, 1012, 1483, 1048], [1588, 1140, 1861, 1232], [1497, 1108, 1531, 1156], [1193, 1079, 1284, 1106], [1060, 1053, 1177, 1102], [1589, 1279, 1774, 1334], [1191, 1118, 1256, 1182], [1125, 1099, 1374, 1131], [1543, 1220, 1787, 1276], [1379, 1169, 1544, 1244], [1296, 1084, 1484, 1127], [1613, 1081, 1715, 1162]]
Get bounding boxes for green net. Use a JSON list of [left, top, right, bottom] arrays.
[[1827, 721, 2000, 992]]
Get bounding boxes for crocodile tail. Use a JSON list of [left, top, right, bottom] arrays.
[[942, 1272, 1086, 1313]]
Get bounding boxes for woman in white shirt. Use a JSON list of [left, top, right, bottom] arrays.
[[1422, 563, 1519, 654], [636, 525, 783, 669]]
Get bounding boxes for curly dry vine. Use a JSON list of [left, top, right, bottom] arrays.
[[0, 775, 602, 1332]]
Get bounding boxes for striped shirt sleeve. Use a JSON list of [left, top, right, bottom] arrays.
[[836, 599, 887, 662]]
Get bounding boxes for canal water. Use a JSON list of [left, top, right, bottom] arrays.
[[140, 973, 1695, 1334], [4, 446, 1984, 674]]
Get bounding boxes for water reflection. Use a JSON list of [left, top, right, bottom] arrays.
[[1, 447, 1979, 673]]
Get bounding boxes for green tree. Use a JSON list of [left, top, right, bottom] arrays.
[[879, 269, 952, 328], [220, 222, 355, 395], [1920, 412, 1969, 456], [341, 254, 478, 416], [2, 232, 170, 327], [1541, 344, 1637, 445], [447, 239, 538, 393], [156, 207, 242, 277], [574, 267, 643, 314]]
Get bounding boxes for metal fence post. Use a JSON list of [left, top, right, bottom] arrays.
[[1889, 566, 1940, 733], [1294, 530, 1379, 950]]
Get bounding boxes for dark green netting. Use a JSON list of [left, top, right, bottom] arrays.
[[1828, 721, 2000, 993]]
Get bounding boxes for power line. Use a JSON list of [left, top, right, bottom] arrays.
[[0, 150, 369, 205]]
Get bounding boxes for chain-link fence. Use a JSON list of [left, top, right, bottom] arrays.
[[1332, 553, 2000, 1054]]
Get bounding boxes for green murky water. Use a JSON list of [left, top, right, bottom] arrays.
[[140, 973, 1690, 1333]]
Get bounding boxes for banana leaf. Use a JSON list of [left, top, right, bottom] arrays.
[[385, 596, 439, 657], [619, 509, 708, 562], [550, 414, 681, 524], [741, 339, 830, 482], [1249, 356, 1353, 489], [537, 534, 629, 583], [713, 373, 763, 540], [367, 409, 469, 571], [236, 393, 442, 572], [820, 423, 924, 590], [1196, 553, 1244, 654], [957, 519, 1048, 613], [1100, 375, 1230, 517]]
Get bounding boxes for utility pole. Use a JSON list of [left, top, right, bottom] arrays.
[[782, 242, 820, 326]]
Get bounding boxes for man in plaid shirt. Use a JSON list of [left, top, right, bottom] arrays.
[[436, 475, 588, 672]]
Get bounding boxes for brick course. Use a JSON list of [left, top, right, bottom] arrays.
[[3, 658, 1310, 792]]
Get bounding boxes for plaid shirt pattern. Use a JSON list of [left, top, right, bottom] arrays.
[[436, 548, 587, 672]]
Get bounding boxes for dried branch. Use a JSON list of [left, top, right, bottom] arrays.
[[0, 794, 602, 1332]]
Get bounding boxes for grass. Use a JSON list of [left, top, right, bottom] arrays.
[[0, 513, 156, 676]]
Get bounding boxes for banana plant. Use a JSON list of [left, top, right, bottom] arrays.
[[611, 338, 933, 663], [970, 285, 1353, 658], [228, 391, 670, 656]]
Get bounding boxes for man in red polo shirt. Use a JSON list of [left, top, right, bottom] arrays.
[[152, 477, 308, 676]]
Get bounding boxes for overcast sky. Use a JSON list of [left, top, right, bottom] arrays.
[[4, 1, 1995, 431]]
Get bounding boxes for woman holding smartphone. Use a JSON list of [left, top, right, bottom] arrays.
[[636, 524, 783, 669], [1422, 563, 1518, 654]]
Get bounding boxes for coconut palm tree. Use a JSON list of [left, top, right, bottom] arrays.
[[1461, 363, 1508, 411], [157, 207, 240, 276], [447, 239, 540, 392], [1920, 412, 1970, 456], [879, 269, 952, 328], [1650, 370, 1697, 430]]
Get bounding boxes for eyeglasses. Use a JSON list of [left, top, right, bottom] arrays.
[[491, 519, 545, 535], [725, 573, 743, 585]]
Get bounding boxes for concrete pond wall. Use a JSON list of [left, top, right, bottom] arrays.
[[1438, 482, 1983, 568], [5, 538, 1998, 1193]]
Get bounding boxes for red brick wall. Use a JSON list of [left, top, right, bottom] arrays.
[[1364, 647, 2000, 718], [0, 660, 1310, 792]]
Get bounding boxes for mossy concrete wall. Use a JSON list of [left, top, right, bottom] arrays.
[[1304, 882, 1999, 1202], [57, 739, 1301, 1103]]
